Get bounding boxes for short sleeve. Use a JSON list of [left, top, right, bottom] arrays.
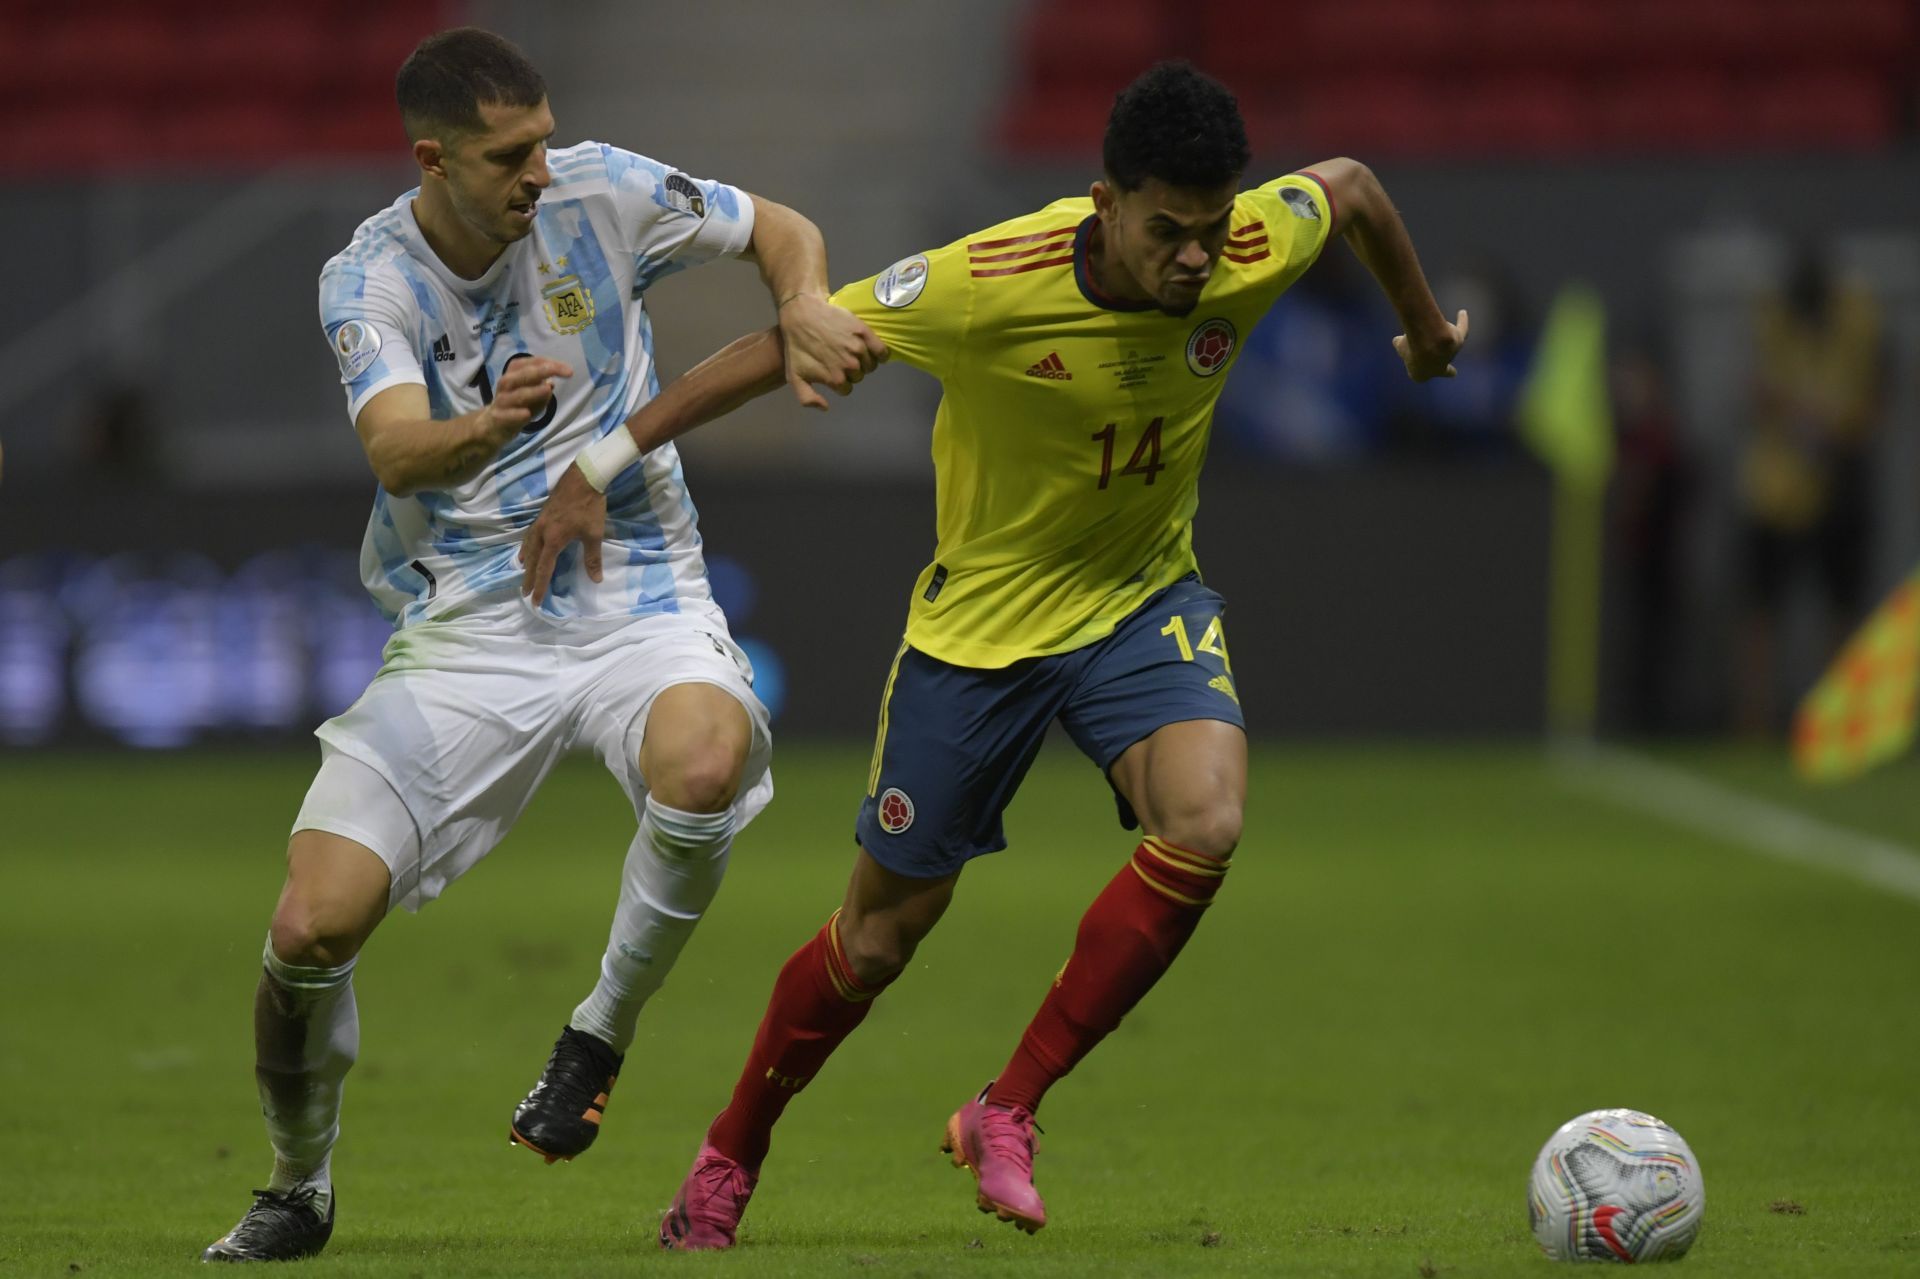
[[600, 144, 756, 287], [318, 262, 424, 422], [829, 238, 973, 378], [1227, 172, 1338, 301], [1265, 172, 1336, 272]]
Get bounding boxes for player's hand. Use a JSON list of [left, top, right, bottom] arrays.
[[517, 461, 604, 607], [777, 295, 888, 410], [481, 357, 574, 438], [1393, 309, 1469, 382]]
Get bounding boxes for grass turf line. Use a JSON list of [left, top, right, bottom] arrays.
[[1, 745, 1916, 1275]]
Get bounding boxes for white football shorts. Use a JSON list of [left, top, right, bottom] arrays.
[[293, 600, 773, 912]]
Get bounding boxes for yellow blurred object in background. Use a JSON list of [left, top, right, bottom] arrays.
[[1794, 564, 1920, 782], [1520, 284, 1615, 739]]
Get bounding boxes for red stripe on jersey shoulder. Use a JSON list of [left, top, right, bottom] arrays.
[[971, 254, 1076, 278], [968, 224, 1079, 252], [1225, 235, 1268, 250], [1224, 250, 1271, 264], [969, 237, 1077, 264], [1233, 220, 1266, 236]]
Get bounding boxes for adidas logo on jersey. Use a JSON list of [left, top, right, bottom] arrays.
[[1024, 352, 1071, 380], [432, 334, 455, 363]]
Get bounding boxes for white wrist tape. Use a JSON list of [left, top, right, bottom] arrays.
[[574, 427, 641, 493]]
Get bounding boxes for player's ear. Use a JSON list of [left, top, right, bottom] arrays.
[[414, 137, 449, 180], [1090, 179, 1115, 221]]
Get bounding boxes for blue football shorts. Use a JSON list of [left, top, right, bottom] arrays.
[[855, 574, 1244, 878]]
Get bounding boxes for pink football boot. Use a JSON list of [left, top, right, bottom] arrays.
[[658, 1141, 759, 1251], [941, 1086, 1047, 1233]]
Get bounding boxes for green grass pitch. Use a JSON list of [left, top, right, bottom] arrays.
[[3, 744, 1917, 1276]]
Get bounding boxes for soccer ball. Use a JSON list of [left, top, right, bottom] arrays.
[[1528, 1108, 1705, 1262]]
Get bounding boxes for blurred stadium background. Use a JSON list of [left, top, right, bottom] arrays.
[[5, 3, 1920, 1275], [2, 0, 1916, 747]]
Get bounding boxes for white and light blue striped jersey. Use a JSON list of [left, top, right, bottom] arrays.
[[318, 141, 755, 629]]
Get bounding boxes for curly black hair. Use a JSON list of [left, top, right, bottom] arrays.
[[1103, 61, 1250, 192], [397, 28, 547, 142]]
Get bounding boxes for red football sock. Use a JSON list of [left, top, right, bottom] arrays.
[[988, 837, 1229, 1114], [706, 910, 889, 1169]]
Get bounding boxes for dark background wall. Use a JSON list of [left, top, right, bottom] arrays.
[[0, 464, 1551, 745]]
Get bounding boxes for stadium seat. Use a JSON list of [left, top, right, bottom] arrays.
[[1746, 70, 1895, 149], [8, 0, 451, 170]]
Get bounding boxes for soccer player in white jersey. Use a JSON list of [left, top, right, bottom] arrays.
[[201, 28, 883, 1263]]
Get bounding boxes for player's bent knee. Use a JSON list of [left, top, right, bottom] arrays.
[[836, 914, 919, 987], [648, 743, 747, 814], [1156, 805, 1242, 862], [270, 834, 390, 968], [269, 894, 375, 969]]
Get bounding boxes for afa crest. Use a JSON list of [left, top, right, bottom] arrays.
[[542, 274, 595, 335]]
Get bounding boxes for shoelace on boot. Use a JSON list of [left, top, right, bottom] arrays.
[[227, 1187, 322, 1244]]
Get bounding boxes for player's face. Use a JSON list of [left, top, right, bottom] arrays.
[[444, 100, 555, 246], [1100, 178, 1239, 317]]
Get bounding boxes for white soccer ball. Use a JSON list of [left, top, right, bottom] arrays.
[[1528, 1108, 1705, 1263]]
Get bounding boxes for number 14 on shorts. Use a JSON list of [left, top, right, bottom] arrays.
[[1161, 613, 1231, 671]]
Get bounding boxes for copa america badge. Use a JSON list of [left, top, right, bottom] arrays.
[[873, 255, 930, 309]]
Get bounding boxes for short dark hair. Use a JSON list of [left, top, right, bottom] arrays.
[[1103, 61, 1250, 193], [396, 28, 547, 142]]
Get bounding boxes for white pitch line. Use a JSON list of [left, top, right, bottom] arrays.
[[1553, 744, 1920, 906]]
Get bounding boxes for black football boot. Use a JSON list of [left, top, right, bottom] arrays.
[[201, 1186, 334, 1262], [509, 1025, 623, 1162]]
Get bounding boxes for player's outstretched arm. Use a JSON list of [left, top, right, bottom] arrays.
[[1304, 157, 1468, 381], [742, 194, 888, 409], [354, 357, 572, 497], [520, 326, 792, 605]]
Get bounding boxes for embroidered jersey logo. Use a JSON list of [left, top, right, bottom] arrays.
[[1024, 351, 1071, 380], [877, 787, 915, 834], [477, 301, 517, 337], [542, 274, 595, 335], [873, 254, 929, 308], [1209, 673, 1240, 704], [431, 334, 455, 363], [1185, 317, 1236, 377], [332, 320, 381, 382]]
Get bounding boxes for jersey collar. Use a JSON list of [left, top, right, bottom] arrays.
[[1073, 215, 1157, 313], [400, 192, 520, 295]]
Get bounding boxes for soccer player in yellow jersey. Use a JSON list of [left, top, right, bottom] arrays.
[[520, 61, 1466, 1249]]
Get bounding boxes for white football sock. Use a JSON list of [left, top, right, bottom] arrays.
[[570, 796, 735, 1053], [256, 940, 356, 1217]]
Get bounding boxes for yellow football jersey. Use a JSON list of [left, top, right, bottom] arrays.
[[832, 173, 1335, 668]]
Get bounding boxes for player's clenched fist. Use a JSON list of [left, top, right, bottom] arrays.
[[517, 460, 604, 606], [483, 357, 574, 436], [777, 295, 888, 410], [1392, 309, 1469, 382]]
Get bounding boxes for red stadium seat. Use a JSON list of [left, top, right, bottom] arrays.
[[20, 103, 144, 174], [1597, 72, 1744, 151], [1015, 0, 1171, 90], [6, 0, 454, 169], [1745, 69, 1895, 148], [1464, 0, 1615, 72], [998, 83, 1116, 159]]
